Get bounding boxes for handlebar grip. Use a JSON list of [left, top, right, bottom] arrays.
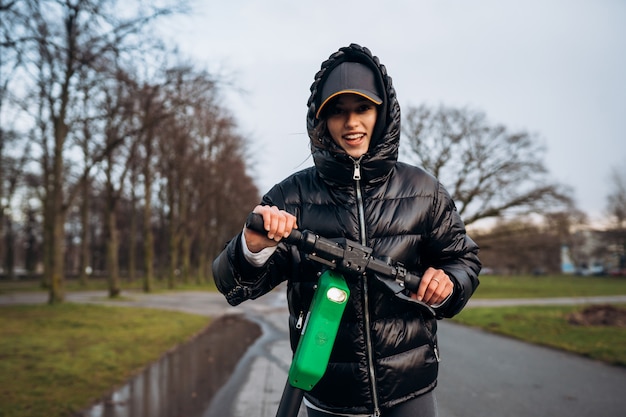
[[403, 272, 421, 293], [245, 212, 268, 234], [245, 212, 303, 244]]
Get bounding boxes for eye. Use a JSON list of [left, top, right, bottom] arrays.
[[357, 104, 373, 113], [328, 106, 345, 116]]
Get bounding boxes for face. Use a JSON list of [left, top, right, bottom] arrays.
[[325, 94, 378, 158]]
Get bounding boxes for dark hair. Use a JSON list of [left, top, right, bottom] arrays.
[[310, 117, 329, 151]]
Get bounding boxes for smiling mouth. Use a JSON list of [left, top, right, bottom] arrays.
[[343, 133, 365, 141]]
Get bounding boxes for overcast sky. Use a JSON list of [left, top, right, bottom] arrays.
[[163, 0, 625, 225]]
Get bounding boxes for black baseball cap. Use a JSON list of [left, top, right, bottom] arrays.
[[316, 61, 383, 119]]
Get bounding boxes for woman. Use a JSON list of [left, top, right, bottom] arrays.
[[212, 43, 481, 417]]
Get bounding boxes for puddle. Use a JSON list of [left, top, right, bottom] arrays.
[[79, 315, 262, 417]]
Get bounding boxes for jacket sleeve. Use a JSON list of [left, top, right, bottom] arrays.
[[212, 232, 291, 306], [212, 186, 293, 306], [426, 182, 481, 318]]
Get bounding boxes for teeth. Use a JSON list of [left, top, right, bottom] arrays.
[[344, 134, 363, 140]]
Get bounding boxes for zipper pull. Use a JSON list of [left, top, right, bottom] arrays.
[[434, 345, 441, 362], [295, 311, 304, 330], [353, 157, 362, 181]]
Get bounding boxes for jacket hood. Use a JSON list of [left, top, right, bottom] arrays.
[[306, 44, 401, 186]]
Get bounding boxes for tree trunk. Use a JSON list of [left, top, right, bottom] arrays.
[[194, 222, 207, 284], [143, 207, 154, 292], [129, 185, 137, 282], [42, 197, 53, 289], [181, 233, 191, 284], [0, 136, 4, 273], [167, 188, 178, 289], [4, 218, 15, 280], [78, 178, 90, 286], [105, 202, 120, 297], [48, 124, 66, 304], [49, 208, 65, 304], [143, 139, 154, 293]]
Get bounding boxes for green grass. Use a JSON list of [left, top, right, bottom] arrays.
[[454, 274, 626, 367], [0, 276, 218, 294], [0, 303, 210, 417], [472, 274, 626, 298], [453, 304, 626, 366]]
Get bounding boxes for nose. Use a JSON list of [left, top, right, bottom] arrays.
[[344, 111, 359, 127]]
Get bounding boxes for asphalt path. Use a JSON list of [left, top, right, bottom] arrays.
[[2, 289, 626, 417], [436, 321, 626, 417]]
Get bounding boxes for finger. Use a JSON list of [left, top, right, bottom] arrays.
[[416, 268, 452, 304], [422, 277, 440, 304], [261, 206, 295, 241], [423, 282, 444, 304], [273, 213, 289, 241], [252, 205, 273, 232], [283, 213, 298, 237], [275, 211, 299, 240], [267, 209, 281, 240], [430, 280, 453, 305], [415, 267, 436, 301]]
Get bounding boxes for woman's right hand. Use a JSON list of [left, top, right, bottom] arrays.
[[243, 205, 298, 253]]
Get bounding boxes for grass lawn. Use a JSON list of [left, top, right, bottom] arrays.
[[453, 303, 626, 367], [471, 274, 626, 299], [451, 274, 626, 367], [0, 277, 218, 294], [0, 303, 210, 417]]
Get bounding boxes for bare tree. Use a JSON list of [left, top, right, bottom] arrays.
[[402, 104, 574, 226], [156, 65, 220, 287], [473, 216, 561, 275], [136, 83, 169, 292], [126, 147, 140, 282], [145, 63, 261, 287], [11, 0, 185, 302], [0, 0, 30, 279], [203, 117, 260, 264], [100, 67, 142, 297], [3, 0, 259, 292], [473, 210, 593, 275], [0, 135, 30, 279], [73, 58, 104, 287]]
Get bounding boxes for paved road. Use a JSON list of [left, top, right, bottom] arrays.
[[436, 321, 626, 417], [2, 290, 626, 417]]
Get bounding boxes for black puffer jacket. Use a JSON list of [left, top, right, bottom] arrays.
[[212, 44, 481, 415]]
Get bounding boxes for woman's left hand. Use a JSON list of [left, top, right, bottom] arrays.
[[411, 267, 453, 306]]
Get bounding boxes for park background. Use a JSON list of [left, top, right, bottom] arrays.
[[1, 2, 626, 416], [1, 0, 625, 299]]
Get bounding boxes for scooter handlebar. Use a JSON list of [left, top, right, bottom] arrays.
[[245, 212, 303, 245], [244, 212, 424, 294]]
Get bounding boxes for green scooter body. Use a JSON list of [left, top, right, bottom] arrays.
[[288, 270, 350, 391]]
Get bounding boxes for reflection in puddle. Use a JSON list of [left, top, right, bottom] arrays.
[[80, 315, 261, 417]]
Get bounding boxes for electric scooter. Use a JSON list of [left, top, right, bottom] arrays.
[[245, 213, 434, 417]]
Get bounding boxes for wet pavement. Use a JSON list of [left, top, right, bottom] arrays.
[[2, 290, 626, 417], [81, 314, 261, 417]]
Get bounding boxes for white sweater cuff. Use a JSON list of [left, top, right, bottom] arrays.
[[241, 228, 278, 267]]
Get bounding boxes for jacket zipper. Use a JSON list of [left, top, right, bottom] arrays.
[[296, 311, 305, 330], [353, 157, 381, 417]]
